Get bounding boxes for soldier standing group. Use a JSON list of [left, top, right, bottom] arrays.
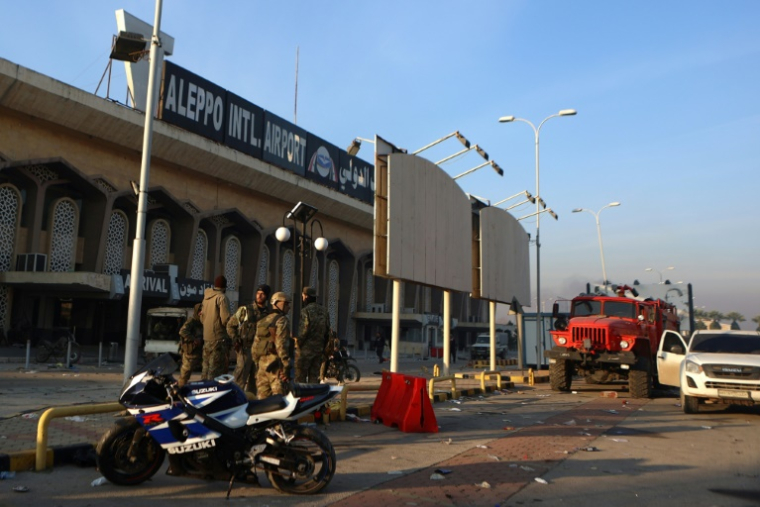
[[169, 277, 333, 400]]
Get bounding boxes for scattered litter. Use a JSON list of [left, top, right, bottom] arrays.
[[476, 481, 491, 489], [430, 473, 446, 480], [535, 477, 549, 485], [605, 410, 618, 414], [503, 426, 515, 431], [13, 486, 29, 493], [701, 426, 713, 430], [450, 400, 462, 404], [520, 465, 535, 472], [65, 416, 88, 422], [391, 456, 398, 460], [580, 432, 592, 436], [21, 413, 39, 419], [572, 391, 578, 394], [476, 445, 489, 449], [448, 408, 462, 412], [345, 414, 371, 422], [621, 400, 628, 405], [441, 438, 452, 445], [434, 469, 452, 475], [675, 403, 682, 407], [91, 477, 108, 486], [563, 419, 577, 426], [387, 470, 404, 475], [488, 455, 501, 461], [24, 370, 38, 374], [582, 447, 599, 452], [601, 391, 618, 398], [610, 438, 628, 443], [509, 463, 518, 468], [0, 471, 16, 479], [536, 394, 551, 398]]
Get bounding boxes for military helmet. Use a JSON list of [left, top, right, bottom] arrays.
[[270, 291, 292, 305]]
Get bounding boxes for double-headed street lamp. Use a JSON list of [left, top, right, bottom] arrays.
[[498, 109, 576, 367], [572, 202, 621, 286], [645, 266, 674, 283], [275, 202, 329, 314]]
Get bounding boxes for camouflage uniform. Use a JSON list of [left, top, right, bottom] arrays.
[[252, 310, 292, 399], [201, 286, 232, 380], [296, 299, 330, 383], [177, 304, 203, 387], [227, 302, 269, 394]]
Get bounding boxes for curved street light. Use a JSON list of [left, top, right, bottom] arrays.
[[572, 202, 621, 286], [498, 109, 576, 367], [645, 266, 674, 283]]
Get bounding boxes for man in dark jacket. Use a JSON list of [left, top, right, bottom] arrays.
[[201, 275, 231, 380], [296, 286, 330, 383]]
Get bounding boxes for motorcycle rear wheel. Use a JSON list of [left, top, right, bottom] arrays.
[[96, 417, 165, 486], [265, 425, 336, 495]]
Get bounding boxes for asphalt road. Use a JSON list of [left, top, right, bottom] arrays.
[[1, 357, 759, 506]]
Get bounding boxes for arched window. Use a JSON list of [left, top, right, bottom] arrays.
[[148, 219, 171, 267], [327, 259, 339, 329], [191, 229, 208, 280], [103, 210, 128, 275], [0, 184, 21, 334], [49, 197, 79, 272], [223, 235, 241, 292], [0, 184, 21, 272], [281, 249, 294, 297], [365, 266, 374, 311], [256, 245, 269, 287]]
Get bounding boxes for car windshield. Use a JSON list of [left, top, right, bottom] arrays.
[[573, 300, 601, 317], [689, 333, 760, 354]]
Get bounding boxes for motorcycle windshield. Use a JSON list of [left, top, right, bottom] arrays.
[[133, 353, 180, 379]]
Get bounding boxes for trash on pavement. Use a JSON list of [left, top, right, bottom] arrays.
[[563, 419, 576, 425], [21, 413, 39, 419], [535, 477, 549, 484], [488, 455, 501, 461], [701, 426, 713, 430], [13, 486, 29, 493], [476, 481, 491, 489], [430, 473, 446, 480], [0, 471, 16, 479], [582, 446, 599, 452], [520, 465, 535, 472], [605, 410, 619, 414], [91, 477, 108, 486], [476, 445, 489, 449], [65, 416, 88, 422], [610, 438, 628, 443], [601, 391, 618, 398], [448, 408, 462, 412], [434, 469, 452, 475], [441, 438, 452, 445]]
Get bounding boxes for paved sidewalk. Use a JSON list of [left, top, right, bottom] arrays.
[[0, 346, 537, 473]]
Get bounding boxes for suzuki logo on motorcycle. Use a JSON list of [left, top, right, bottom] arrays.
[[140, 413, 164, 425], [167, 439, 217, 455], [191, 387, 218, 394]]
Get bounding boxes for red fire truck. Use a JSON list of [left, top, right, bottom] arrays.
[[545, 285, 681, 398]]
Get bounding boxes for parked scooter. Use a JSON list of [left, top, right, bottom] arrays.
[[96, 353, 341, 497]]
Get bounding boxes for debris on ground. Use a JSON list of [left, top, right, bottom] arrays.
[[476, 481, 491, 488], [91, 477, 108, 486], [535, 477, 549, 484], [430, 473, 446, 480]]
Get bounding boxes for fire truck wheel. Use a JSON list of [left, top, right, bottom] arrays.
[[549, 360, 573, 392], [628, 357, 653, 399]]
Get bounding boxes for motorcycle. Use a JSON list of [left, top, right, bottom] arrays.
[[95, 353, 341, 497], [323, 345, 361, 383]]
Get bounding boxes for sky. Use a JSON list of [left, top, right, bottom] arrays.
[[1, 1, 758, 327]]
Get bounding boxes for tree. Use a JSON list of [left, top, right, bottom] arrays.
[[694, 320, 707, 330], [753, 315, 760, 332], [707, 311, 724, 330], [726, 312, 745, 330]]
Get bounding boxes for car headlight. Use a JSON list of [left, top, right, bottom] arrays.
[[558, 337, 567, 345], [684, 360, 703, 374], [619, 340, 629, 349]]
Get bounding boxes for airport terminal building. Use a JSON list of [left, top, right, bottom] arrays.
[[0, 55, 499, 355]]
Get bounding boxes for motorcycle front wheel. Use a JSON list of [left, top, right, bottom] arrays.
[[344, 364, 361, 383], [265, 425, 336, 495], [96, 417, 165, 486]]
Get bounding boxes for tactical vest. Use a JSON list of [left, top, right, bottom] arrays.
[[253, 313, 284, 357]]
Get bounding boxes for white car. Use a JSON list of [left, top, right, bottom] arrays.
[[657, 330, 760, 414]]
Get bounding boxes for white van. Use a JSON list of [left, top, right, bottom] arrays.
[[470, 332, 510, 360]]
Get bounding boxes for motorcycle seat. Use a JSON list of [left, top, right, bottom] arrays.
[[290, 383, 331, 398], [246, 395, 287, 415]]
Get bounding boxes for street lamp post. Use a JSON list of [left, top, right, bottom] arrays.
[[644, 266, 674, 283], [572, 202, 621, 286], [275, 202, 329, 324], [498, 109, 576, 368]]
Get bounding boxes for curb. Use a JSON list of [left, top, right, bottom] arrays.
[[0, 443, 94, 473]]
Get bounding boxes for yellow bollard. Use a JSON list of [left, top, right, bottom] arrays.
[[528, 368, 535, 386]]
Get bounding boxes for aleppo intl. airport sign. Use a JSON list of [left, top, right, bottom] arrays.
[[159, 61, 374, 205]]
